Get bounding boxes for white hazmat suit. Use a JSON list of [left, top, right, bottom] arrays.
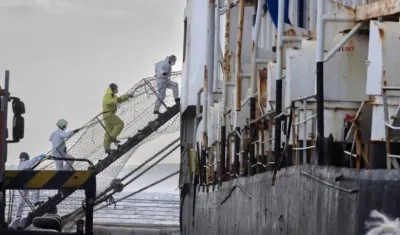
[[153, 56, 179, 113], [49, 128, 75, 170], [15, 153, 45, 218]]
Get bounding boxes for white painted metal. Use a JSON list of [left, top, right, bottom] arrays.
[[287, 108, 314, 145], [184, 0, 400, 170], [366, 21, 400, 95], [370, 96, 400, 141], [204, 0, 216, 143], [325, 33, 369, 101], [284, 40, 316, 108], [309, 0, 317, 32], [288, 0, 299, 26], [220, 7, 254, 68], [276, 0, 285, 103], [267, 63, 286, 112], [212, 0, 221, 98], [316, 0, 324, 64], [181, 0, 208, 113], [250, 0, 264, 99], [324, 101, 361, 141], [285, 33, 368, 142], [266, 62, 277, 111]]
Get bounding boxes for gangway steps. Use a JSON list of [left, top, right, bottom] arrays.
[[23, 104, 180, 228]]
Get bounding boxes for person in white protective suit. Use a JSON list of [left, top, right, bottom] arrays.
[[153, 55, 180, 115], [13, 153, 46, 221], [49, 119, 80, 170]]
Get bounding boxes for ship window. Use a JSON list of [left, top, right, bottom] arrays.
[[183, 18, 187, 62]]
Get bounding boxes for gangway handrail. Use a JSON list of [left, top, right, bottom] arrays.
[[22, 103, 180, 228], [31, 156, 95, 170], [62, 170, 180, 227], [36, 71, 182, 170], [92, 138, 180, 206], [61, 143, 181, 224]]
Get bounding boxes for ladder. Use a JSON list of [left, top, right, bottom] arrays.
[[22, 104, 180, 228]]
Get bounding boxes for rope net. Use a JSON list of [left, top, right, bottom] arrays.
[[8, 72, 181, 221]]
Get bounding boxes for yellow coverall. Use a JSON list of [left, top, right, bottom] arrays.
[[102, 87, 129, 151]]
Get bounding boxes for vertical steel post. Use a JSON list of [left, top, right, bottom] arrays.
[[205, 0, 216, 139], [84, 175, 96, 235], [302, 100, 307, 164], [194, 88, 203, 182], [221, 0, 232, 180], [213, 0, 221, 181], [205, 0, 216, 183], [213, 0, 220, 99], [249, 0, 264, 175], [274, 0, 284, 166], [316, 0, 325, 165], [235, 0, 245, 112], [234, 127, 240, 175], [0, 70, 9, 228]]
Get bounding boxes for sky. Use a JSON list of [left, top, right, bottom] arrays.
[[0, 0, 185, 166]]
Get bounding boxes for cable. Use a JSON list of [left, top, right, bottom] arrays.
[[95, 170, 179, 212], [120, 137, 180, 182], [94, 138, 180, 203], [122, 144, 180, 187], [63, 170, 179, 227], [62, 147, 180, 225]]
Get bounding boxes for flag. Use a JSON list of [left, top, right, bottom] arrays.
[[266, 0, 292, 28]]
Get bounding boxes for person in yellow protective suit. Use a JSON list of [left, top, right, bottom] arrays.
[[102, 83, 133, 154]]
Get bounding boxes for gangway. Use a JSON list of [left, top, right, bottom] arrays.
[[21, 104, 180, 228], [12, 72, 182, 229]]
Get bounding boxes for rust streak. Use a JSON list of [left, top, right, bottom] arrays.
[[283, 29, 297, 36], [356, 0, 400, 21], [235, 0, 245, 111], [256, 69, 267, 119], [223, 0, 232, 82], [204, 65, 208, 89], [379, 27, 385, 40]]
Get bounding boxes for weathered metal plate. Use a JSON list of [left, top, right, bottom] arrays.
[[356, 0, 400, 21], [285, 40, 316, 108], [366, 20, 400, 95], [256, 69, 268, 118]]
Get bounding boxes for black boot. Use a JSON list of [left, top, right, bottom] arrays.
[[153, 110, 160, 115], [175, 98, 180, 104], [34, 201, 44, 207]]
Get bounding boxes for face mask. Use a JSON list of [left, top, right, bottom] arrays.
[[113, 88, 119, 94], [170, 60, 176, 66]]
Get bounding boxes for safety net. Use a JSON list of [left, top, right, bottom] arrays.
[[6, 72, 182, 223]]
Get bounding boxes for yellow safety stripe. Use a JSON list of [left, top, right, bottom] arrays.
[[4, 170, 95, 190]]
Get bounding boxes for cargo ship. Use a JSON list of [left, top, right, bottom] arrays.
[[178, 0, 400, 234]]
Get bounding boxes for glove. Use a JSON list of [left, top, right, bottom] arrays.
[[73, 128, 81, 134], [162, 72, 168, 76], [128, 94, 134, 98], [38, 154, 46, 159]]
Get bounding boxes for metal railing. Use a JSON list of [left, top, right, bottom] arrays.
[[5, 194, 179, 226], [291, 94, 317, 165], [250, 111, 275, 173], [382, 86, 400, 169]]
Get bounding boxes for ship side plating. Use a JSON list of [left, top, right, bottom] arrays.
[[179, 0, 400, 234]]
